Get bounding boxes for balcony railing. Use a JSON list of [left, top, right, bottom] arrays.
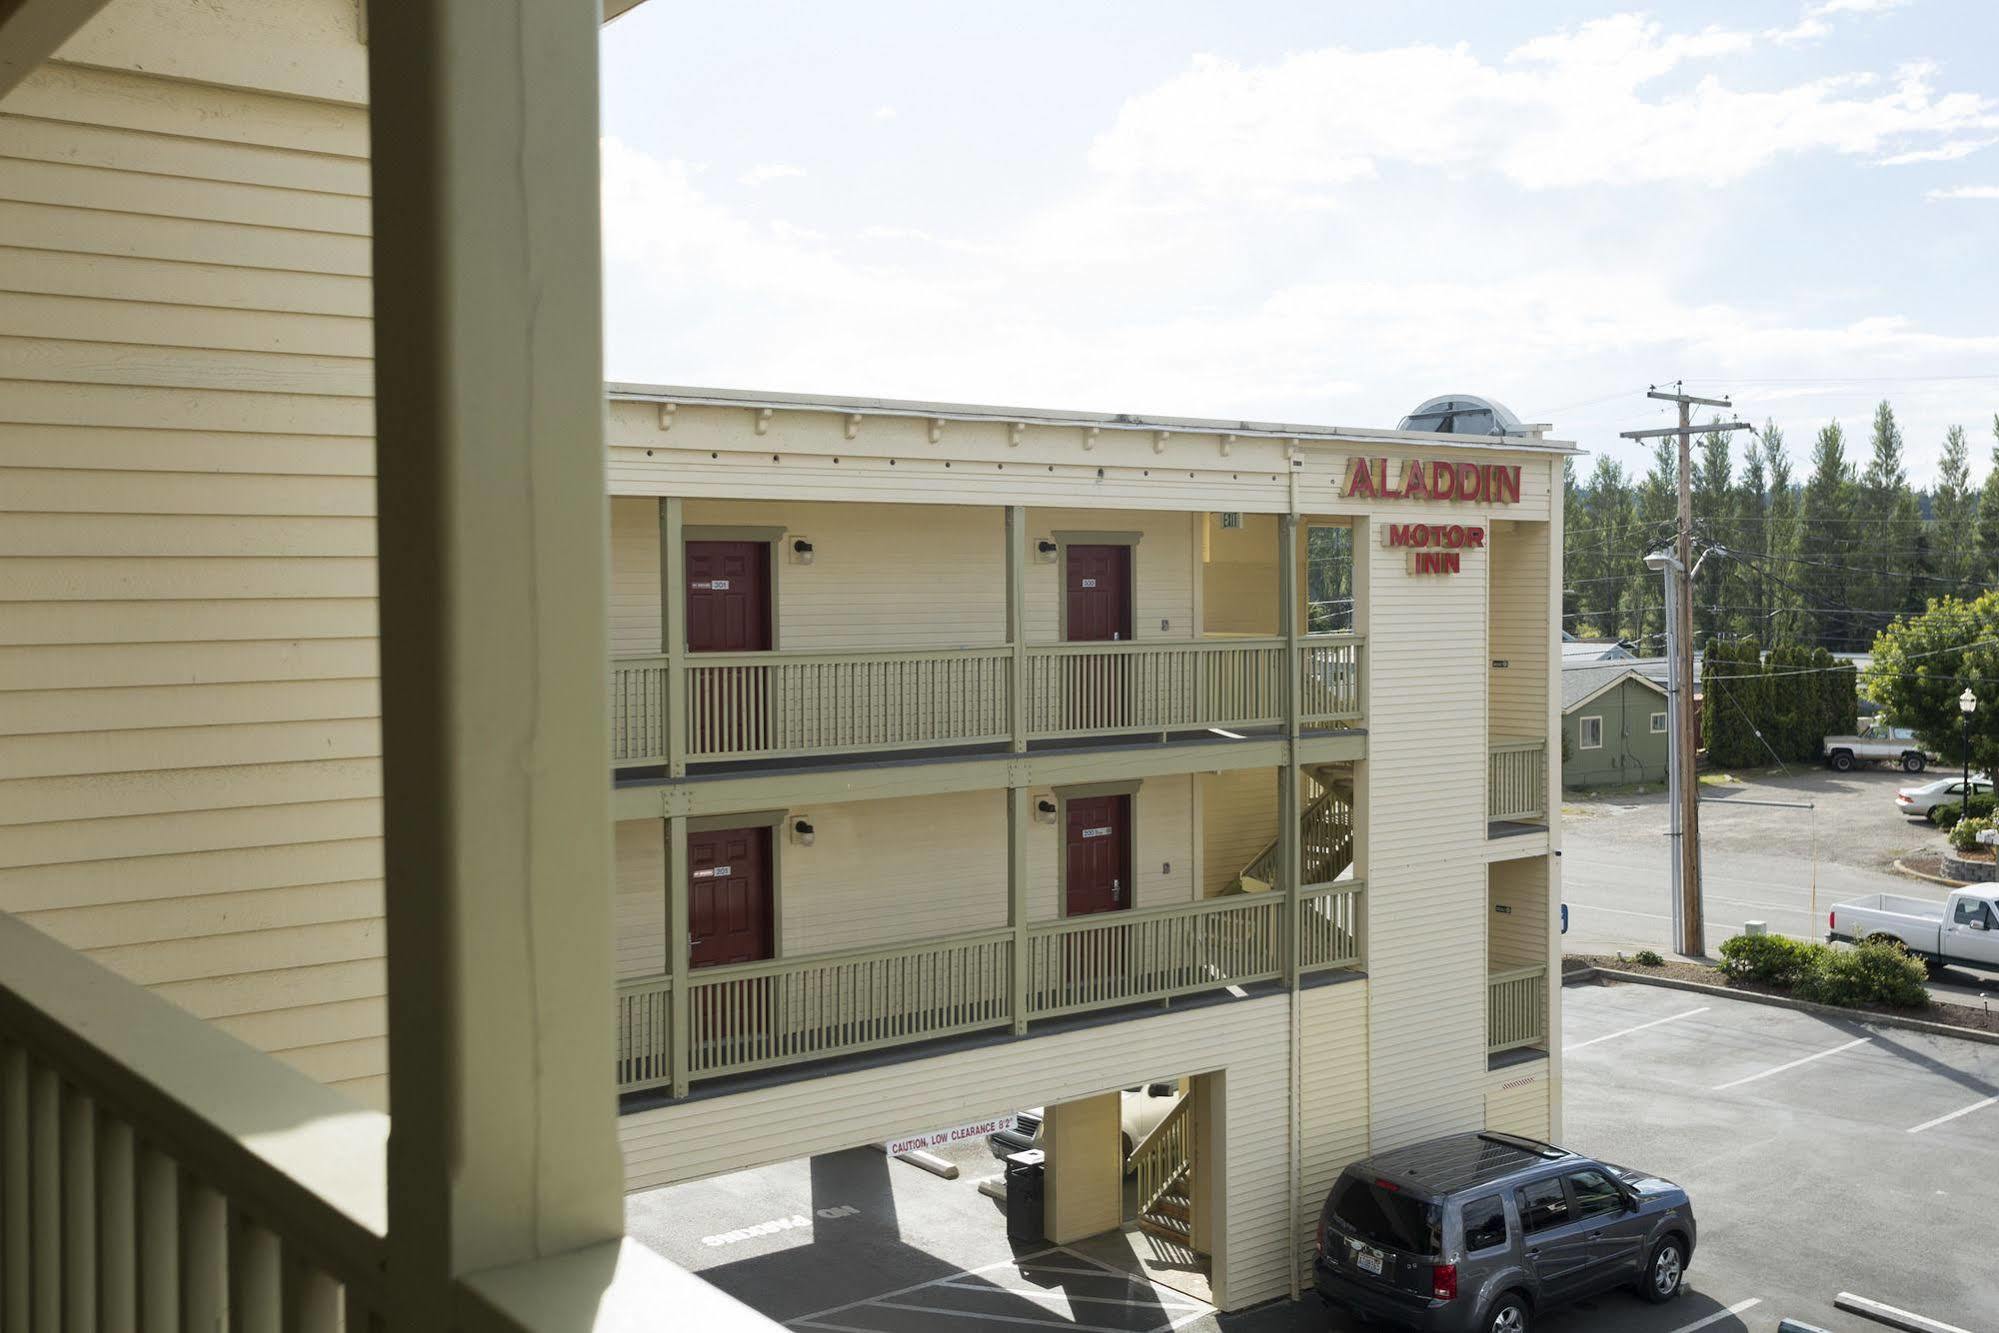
[[609, 634, 1364, 767], [1487, 963, 1549, 1054], [1489, 739, 1548, 822], [615, 886, 1366, 1093], [1, 911, 390, 1331]]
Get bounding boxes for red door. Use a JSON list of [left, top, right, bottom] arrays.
[[685, 541, 771, 756], [1064, 794, 1131, 916], [1065, 545, 1132, 642], [686, 541, 771, 652], [687, 826, 773, 967]]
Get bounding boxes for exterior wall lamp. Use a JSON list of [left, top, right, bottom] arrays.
[[790, 538, 815, 566], [791, 818, 815, 847], [1034, 798, 1058, 824], [1035, 540, 1058, 563]]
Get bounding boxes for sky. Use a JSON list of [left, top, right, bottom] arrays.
[[598, 1, 1999, 488]]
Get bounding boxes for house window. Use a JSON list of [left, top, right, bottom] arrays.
[[1650, 712, 1667, 734], [1579, 716, 1603, 750]]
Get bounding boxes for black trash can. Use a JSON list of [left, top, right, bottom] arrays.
[[1003, 1148, 1045, 1243]]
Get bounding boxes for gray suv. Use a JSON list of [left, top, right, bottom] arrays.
[[1314, 1132, 1696, 1332]]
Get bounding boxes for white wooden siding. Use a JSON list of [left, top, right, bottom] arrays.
[[610, 497, 662, 656], [1298, 980, 1371, 1271], [615, 820, 667, 980], [618, 991, 1296, 1312], [0, 35, 383, 1104], [1360, 516, 1490, 1151], [1484, 1057, 1552, 1141], [1488, 520, 1550, 739]]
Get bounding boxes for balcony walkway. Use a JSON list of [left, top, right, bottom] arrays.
[[615, 883, 1366, 1097]]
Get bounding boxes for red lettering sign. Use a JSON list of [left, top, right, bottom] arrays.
[[1383, 523, 1484, 574], [1341, 457, 1521, 505]]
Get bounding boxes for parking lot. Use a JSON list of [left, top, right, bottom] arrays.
[[629, 976, 1999, 1331], [1564, 766, 1999, 1002]]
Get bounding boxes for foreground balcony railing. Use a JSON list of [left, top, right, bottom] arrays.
[[1487, 963, 1549, 1054], [1488, 739, 1548, 822], [609, 635, 1364, 767], [615, 883, 1365, 1094], [1, 911, 390, 1330]]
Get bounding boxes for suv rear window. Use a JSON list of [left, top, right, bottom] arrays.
[[1329, 1175, 1443, 1255]]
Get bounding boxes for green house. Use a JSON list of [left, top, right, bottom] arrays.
[[1562, 663, 1671, 790]]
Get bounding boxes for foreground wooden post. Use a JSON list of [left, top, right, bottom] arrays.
[[368, 0, 624, 1322]]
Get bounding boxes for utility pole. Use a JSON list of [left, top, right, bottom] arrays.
[[1622, 385, 1753, 956]]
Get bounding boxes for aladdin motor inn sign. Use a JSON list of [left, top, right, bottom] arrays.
[[1343, 456, 1522, 575]]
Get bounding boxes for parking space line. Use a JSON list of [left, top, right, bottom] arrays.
[[1836, 1292, 1975, 1333], [1665, 1297, 1762, 1333], [794, 1322, 890, 1333], [1565, 1006, 1709, 1052], [1712, 1036, 1871, 1091], [872, 1299, 1138, 1330], [1142, 1310, 1215, 1333], [784, 1247, 1066, 1325], [935, 1280, 1202, 1310], [1907, 1092, 1999, 1134]]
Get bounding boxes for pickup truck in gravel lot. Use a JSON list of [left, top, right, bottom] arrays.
[[1829, 889, 1999, 972], [1823, 721, 1934, 773]]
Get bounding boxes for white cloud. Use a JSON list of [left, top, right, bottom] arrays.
[[1876, 138, 1994, 165], [737, 163, 807, 186], [1771, 0, 1912, 45], [1087, 16, 1995, 199], [1927, 184, 1999, 199], [871, 105, 897, 123], [599, 13, 1999, 484]]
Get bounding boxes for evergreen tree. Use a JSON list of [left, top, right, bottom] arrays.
[[1632, 440, 1679, 651], [1979, 413, 1999, 583], [1799, 421, 1856, 648], [1932, 424, 1974, 592], [1857, 400, 1920, 642], [1737, 434, 1772, 637], [1692, 418, 1736, 642], [1763, 423, 1802, 642], [1560, 457, 1582, 628], [1579, 455, 1634, 639]]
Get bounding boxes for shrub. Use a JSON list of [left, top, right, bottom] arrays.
[[1633, 949, 1665, 966], [1793, 939, 1929, 1010], [1717, 933, 1814, 986], [1931, 793, 1997, 829], [1948, 815, 1992, 853]]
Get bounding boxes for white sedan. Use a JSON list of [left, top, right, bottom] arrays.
[[1895, 774, 1992, 819]]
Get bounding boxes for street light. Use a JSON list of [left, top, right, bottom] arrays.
[[1960, 688, 1978, 825]]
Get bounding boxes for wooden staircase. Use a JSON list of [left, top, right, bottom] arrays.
[[1236, 772, 1354, 891], [1129, 1095, 1196, 1243]]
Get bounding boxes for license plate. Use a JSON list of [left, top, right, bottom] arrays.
[[1354, 1244, 1384, 1276]]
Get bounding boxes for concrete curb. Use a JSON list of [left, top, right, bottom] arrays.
[[1835, 1291, 1975, 1333], [1891, 856, 1972, 889], [1564, 964, 1999, 1048]]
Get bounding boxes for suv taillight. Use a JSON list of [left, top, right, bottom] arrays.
[[1829, 909, 1836, 933], [1431, 1263, 1458, 1302]]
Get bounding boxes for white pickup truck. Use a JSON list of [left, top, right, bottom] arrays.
[[1822, 721, 1934, 774], [1828, 889, 1999, 972]]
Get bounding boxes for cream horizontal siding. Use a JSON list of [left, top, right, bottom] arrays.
[[1202, 767, 1277, 895], [0, 27, 383, 1104], [1299, 980, 1370, 1271], [611, 777, 1200, 967], [610, 496, 662, 656], [1489, 519, 1551, 740], [1487, 856, 1549, 970], [1361, 515, 1490, 1151], [1484, 1058, 1552, 1141], [615, 820, 667, 981], [618, 992, 1295, 1311]]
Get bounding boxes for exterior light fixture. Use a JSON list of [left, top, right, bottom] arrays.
[[791, 538, 815, 565], [791, 818, 815, 847], [1035, 540, 1058, 562], [1034, 799, 1058, 824]]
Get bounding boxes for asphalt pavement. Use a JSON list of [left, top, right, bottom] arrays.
[[626, 979, 1999, 1332], [1563, 766, 1999, 1005]]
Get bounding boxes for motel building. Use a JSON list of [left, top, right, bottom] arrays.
[[0, 0, 1565, 1321], [601, 386, 1570, 1309]]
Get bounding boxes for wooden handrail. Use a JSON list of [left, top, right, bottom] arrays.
[[0, 911, 388, 1315]]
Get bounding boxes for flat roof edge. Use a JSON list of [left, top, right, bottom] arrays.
[[605, 381, 1582, 454]]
